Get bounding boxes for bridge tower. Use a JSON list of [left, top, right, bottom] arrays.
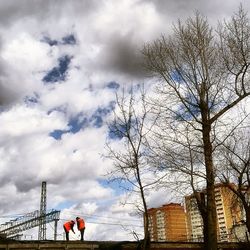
[[38, 181, 46, 240]]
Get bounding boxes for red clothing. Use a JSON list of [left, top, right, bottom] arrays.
[[63, 221, 75, 232], [77, 218, 85, 230]]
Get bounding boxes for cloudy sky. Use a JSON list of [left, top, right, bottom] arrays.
[[0, 0, 250, 242]]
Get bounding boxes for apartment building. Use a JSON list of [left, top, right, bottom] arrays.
[[147, 203, 187, 242], [185, 195, 203, 241], [185, 183, 244, 242]]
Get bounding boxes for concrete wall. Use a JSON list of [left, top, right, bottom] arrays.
[[0, 241, 248, 250], [0, 241, 99, 250]]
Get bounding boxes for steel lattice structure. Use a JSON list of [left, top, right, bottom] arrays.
[[0, 209, 60, 239], [38, 181, 47, 240]]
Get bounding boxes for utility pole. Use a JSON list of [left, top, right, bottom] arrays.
[[38, 181, 46, 240], [54, 219, 59, 240]]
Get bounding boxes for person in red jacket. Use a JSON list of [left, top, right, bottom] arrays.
[[76, 217, 85, 241], [63, 220, 75, 241]]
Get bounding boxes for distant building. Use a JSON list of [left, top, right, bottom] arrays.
[[231, 222, 249, 242], [185, 195, 203, 242], [185, 183, 245, 242], [147, 203, 187, 242]]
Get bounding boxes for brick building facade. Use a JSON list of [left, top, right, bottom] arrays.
[[147, 203, 187, 242]]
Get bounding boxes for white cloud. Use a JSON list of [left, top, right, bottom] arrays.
[[0, 105, 66, 137], [2, 32, 53, 72]]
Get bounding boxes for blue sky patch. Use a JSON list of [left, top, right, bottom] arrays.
[[90, 113, 103, 128], [171, 69, 184, 82], [99, 179, 133, 195], [47, 105, 68, 115], [49, 129, 67, 140], [49, 113, 88, 140], [42, 36, 58, 46], [90, 103, 115, 128], [24, 93, 39, 105], [107, 81, 120, 90], [43, 55, 72, 83], [42, 34, 76, 46], [62, 34, 76, 45], [175, 93, 200, 121], [108, 122, 127, 140], [68, 113, 88, 134], [108, 110, 136, 140], [54, 201, 76, 210], [49, 102, 115, 140]]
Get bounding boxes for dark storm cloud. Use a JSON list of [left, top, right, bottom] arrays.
[[0, 62, 36, 108], [145, 0, 250, 22], [147, 0, 207, 13], [0, 54, 20, 107], [98, 0, 249, 79], [0, 84, 20, 107], [0, 0, 100, 26], [0, 1, 51, 26], [101, 34, 146, 78], [14, 177, 39, 193], [146, 0, 231, 17]]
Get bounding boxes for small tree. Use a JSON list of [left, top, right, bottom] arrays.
[[142, 6, 250, 250], [106, 86, 158, 250]]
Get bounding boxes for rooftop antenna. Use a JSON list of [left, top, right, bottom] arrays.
[[38, 181, 46, 240]]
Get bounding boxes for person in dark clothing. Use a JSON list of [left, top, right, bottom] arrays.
[[76, 217, 85, 241], [63, 220, 75, 241]]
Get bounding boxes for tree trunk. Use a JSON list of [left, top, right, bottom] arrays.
[[137, 165, 150, 250], [245, 206, 250, 238], [142, 207, 150, 250], [142, 228, 150, 250], [198, 192, 209, 245], [202, 123, 218, 250], [202, 213, 209, 245]]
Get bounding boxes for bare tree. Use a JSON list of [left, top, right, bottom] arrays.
[[151, 118, 210, 241], [105, 86, 158, 250], [142, 6, 250, 250], [217, 127, 250, 238]]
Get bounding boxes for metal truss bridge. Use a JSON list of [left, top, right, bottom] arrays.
[[0, 209, 60, 240]]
